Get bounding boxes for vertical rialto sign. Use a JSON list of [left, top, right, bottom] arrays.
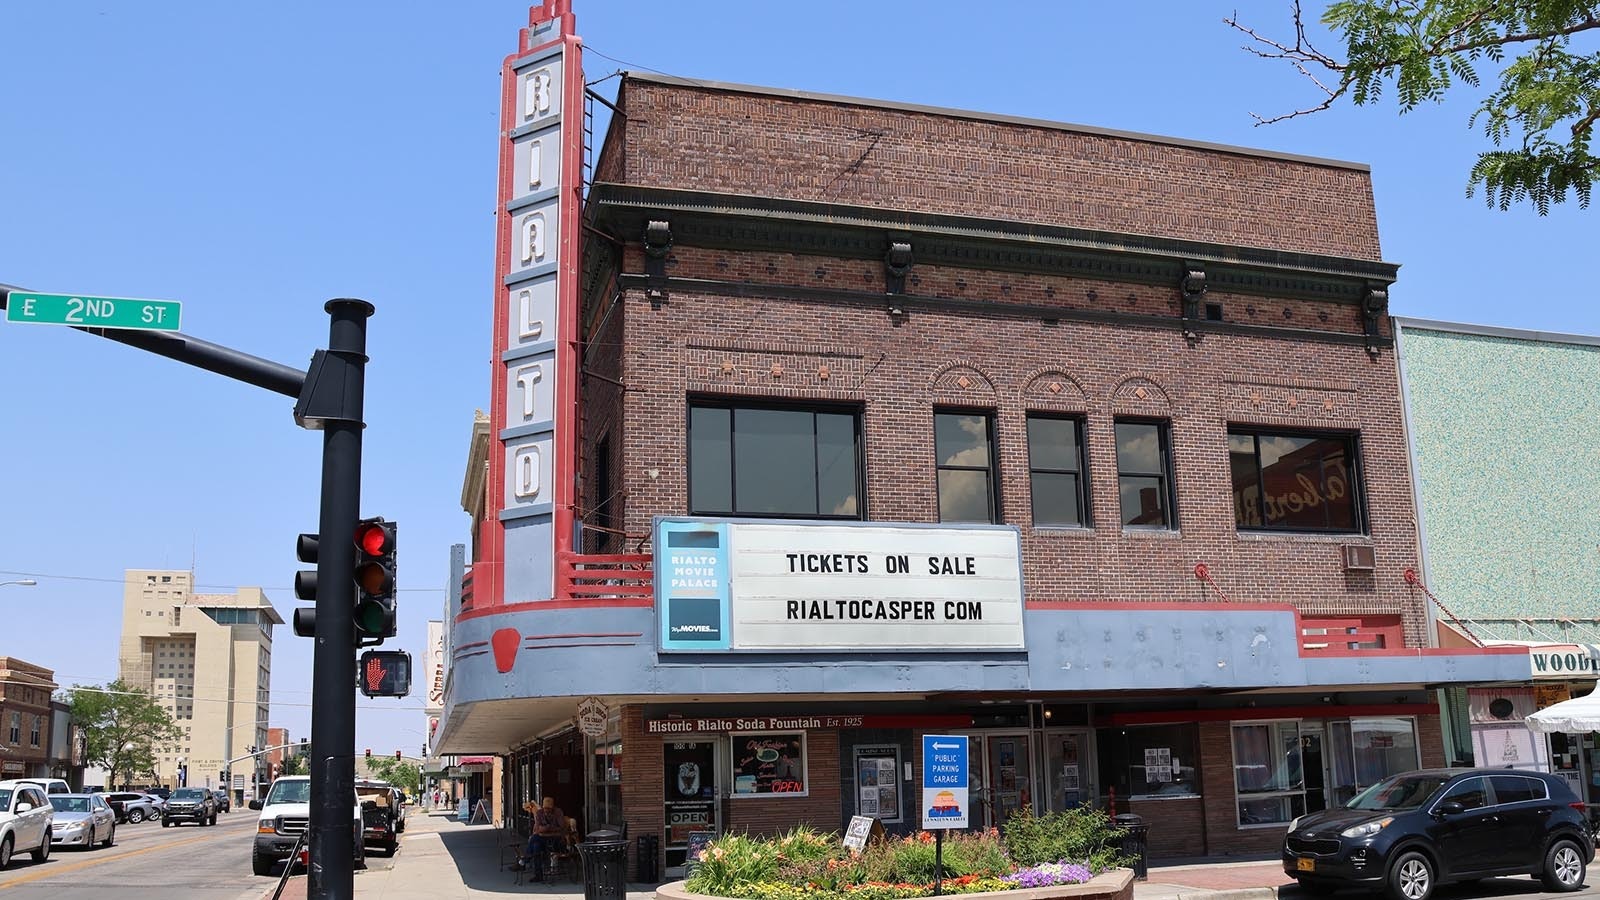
[[483, 0, 585, 605]]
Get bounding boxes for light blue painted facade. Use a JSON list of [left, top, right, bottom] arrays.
[[1396, 320, 1600, 626]]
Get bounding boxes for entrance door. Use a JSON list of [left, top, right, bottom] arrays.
[[1045, 730, 1095, 811], [985, 734, 1033, 828], [664, 740, 719, 873], [1299, 725, 1328, 813]]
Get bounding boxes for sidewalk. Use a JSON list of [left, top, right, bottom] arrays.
[[1134, 855, 1293, 900], [262, 809, 663, 900]]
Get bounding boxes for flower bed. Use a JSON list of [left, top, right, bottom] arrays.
[[670, 809, 1132, 900]]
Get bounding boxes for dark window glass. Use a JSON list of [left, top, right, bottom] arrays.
[[688, 403, 861, 519], [935, 412, 997, 523], [1490, 775, 1544, 804], [594, 435, 614, 551], [1440, 776, 1489, 811], [1228, 430, 1362, 532], [1027, 416, 1087, 527], [1096, 723, 1201, 799], [1115, 421, 1174, 528]]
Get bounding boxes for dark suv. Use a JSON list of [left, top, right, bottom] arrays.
[[161, 787, 217, 827], [1284, 768, 1592, 900]]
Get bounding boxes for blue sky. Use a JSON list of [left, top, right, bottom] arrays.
[[1, 2, 1591, 760]]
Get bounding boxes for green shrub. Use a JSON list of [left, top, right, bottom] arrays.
[[1000, 807, 1129, 871], [686, 833, 783, 895]]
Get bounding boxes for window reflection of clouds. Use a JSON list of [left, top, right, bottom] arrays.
[[1116, 424, 1161, 473], [939, 470, 991, 522], [1257, 434, 1313, 467], [936, 414, 990, 467]]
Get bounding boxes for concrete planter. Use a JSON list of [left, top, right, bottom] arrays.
[[656, 870, 1135, 900]]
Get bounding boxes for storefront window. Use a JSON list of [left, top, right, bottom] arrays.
[[1233, 721, 1304, 827], [731, 732, 806, 796], [852, 746, 902, 823], [1351, 718, 1419, 787], [590, 738, 622, 828], [1097, 724, 1200, 800]]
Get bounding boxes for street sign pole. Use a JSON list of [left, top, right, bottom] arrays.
[[305, 299, 372, 900]]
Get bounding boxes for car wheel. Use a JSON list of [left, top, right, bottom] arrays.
[[101, 824, 115, 848], [85, 825, 95, 850], [0, 834, 12, 870], [1295, 878, 1338, 896], [251, 846, 275, 877], [1541, 839, 1587, 892], [162, 817, 172, 828], [30, 834, 49, 863], [1388, 851, 1434, 900], [128, 808, 145, 824]]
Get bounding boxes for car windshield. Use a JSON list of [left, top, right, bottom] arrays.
[[1347, 773, 1452, 811], [173, 789, 207, 800], [266, 781, 311, 805], [50, 797, 90, 812]]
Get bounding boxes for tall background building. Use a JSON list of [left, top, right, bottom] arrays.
[[117, 569, 281, 790]]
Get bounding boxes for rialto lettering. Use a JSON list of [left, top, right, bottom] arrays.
[[785, 599, 983, 622], [784, 553, 979, 576], [669, 552, 722, 589]]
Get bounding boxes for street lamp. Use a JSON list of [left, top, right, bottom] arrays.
[[0, 579, 38, 588]]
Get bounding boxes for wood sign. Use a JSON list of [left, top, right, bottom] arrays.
[[684, 830, 717, 875]]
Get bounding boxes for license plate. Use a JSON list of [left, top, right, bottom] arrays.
[[1296, 858, 1316, 872]]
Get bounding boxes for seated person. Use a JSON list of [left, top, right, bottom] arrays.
[[513, 796, 567, 878]]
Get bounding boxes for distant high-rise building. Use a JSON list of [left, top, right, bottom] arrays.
[[117, 569, 282, 790]]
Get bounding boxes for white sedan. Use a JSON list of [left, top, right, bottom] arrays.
[[48, 794, 116, 850]]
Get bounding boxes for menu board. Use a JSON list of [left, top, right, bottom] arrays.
[[732, 733, 805, 795]]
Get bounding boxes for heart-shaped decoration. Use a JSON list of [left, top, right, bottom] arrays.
[[491, 628, 522, 673]]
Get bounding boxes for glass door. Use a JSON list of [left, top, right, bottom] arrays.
[[1045, 730, 1095, 811], [986, 734, 1033, 828], [664, 740, 719, 874], [1299, 724, 1328, 813]]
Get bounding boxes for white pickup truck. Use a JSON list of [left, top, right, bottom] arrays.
[[249, 776, 363, 876]]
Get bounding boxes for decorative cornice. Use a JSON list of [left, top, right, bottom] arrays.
[[585, 183, 1398, 306]]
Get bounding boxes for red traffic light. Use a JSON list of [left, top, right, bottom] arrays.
[[354, 520, 394, 557], [365, 748, 372, 758], [394, 750, 402, 760]]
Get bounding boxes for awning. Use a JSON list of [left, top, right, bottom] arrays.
[[1526, 685, 1600, 733]]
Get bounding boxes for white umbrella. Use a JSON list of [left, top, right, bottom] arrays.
[[1525, 685, 1600, 733]]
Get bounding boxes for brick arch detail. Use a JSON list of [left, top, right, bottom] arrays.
[[929, 360, 999, 402], [1018, 368, 1090, 410], [1110, 374, 1173, 414]]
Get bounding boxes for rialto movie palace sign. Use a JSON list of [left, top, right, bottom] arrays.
[[653, 518, 1025, 652]]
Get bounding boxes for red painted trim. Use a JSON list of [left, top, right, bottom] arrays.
[[1103, 702, 1439, 726], [455, 650, 489, 661], [523, 632, 644, 640], [517, 641, 636, 650], [454, 640, 490, 652], [550, 25, 585, 595], [1026, 600, 1301, 613], [558, 552, 653, 565], [455, 596, 654, 623], [860, 714, 976, 729], [563, 583, 654, 595]]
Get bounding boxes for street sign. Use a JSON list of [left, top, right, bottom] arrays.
[[5, 291, 182, 331], [921, 734, 969, 829]]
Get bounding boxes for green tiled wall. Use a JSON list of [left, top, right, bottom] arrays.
[[1400, 327, 1600, 619]]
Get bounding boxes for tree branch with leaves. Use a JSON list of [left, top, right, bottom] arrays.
[[68, 680, 183, 791], [1228, 0, 1600, 212]]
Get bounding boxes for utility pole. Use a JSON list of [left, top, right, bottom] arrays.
[[301, 299, 373, 900]]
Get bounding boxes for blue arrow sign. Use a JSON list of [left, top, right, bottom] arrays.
[[921, 734, 969, 829]]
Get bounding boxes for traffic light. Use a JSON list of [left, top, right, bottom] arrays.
[[365, 748, 372, 759], [358, 650, 412, 698], [394, 750, 402, 761], [352, 518, 397, 644], [292, 532, 319, 637]]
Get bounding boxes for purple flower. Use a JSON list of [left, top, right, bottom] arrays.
[[1002, 862, 1094, 888]]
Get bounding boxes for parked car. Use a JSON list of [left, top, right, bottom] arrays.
[[11, 778, 70, 796], [355, 781, 400, 854], [1283, 768, 1593, 900], [0, 782, 54, 869], [47, 794, 115, 850], [101, 792, 163, 823], [161, 787, 217, 827], [250, 776, 363, 876], [140, 786, 171, 802], [211, 789, 231, 813]]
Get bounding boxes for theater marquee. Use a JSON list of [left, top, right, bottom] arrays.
[[654, 518, 1024, 652]]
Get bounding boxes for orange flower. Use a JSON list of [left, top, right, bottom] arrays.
[[917, 831, 934, 844]]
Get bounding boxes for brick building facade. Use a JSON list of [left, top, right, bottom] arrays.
[[0, 657, 58, 780], [438, 23, 1527, 873]]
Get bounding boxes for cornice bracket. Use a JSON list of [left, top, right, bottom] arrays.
[[1362, 284, 1388, 356], [884, 240, 913, 296], [1180, 261, 1207, 342], [643, 219, 672, 308]]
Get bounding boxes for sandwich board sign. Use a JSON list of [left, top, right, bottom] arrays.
[[921, 734, 968, 829]]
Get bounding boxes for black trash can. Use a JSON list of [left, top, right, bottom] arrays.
[[579, 829, 629, 900], [636, 834, 660, 883], [1113, 813, 1149, 881]]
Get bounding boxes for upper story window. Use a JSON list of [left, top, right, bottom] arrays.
[[689, 402, 861, 519], [1115, 420, 1175, 529], [934, 411, 998, 523], [1228, 429, 1363, 533], [1027, 415, 1089, 527]]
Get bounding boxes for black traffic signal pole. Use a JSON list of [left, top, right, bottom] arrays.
[[304, 299, 372, 900], [1, 285, 374, 900]]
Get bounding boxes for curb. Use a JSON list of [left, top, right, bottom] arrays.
[[1174, 889, 1282, 900]]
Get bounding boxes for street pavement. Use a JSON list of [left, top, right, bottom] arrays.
[[1140, 856, 1600, 900], [0, 807, 272, 899]]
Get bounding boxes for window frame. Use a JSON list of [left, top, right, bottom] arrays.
[[1114, 418, 1177, 530], [1026, 413, 1091, 529], [1231, 719, 1306, 829], [686, 398, 866, 521], [934, 408, 1001, 524], [728, 731, 809, 799], [1227, 427, 1367, 534]]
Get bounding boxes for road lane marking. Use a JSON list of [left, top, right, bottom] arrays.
[[0, 823, 250, 891]]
